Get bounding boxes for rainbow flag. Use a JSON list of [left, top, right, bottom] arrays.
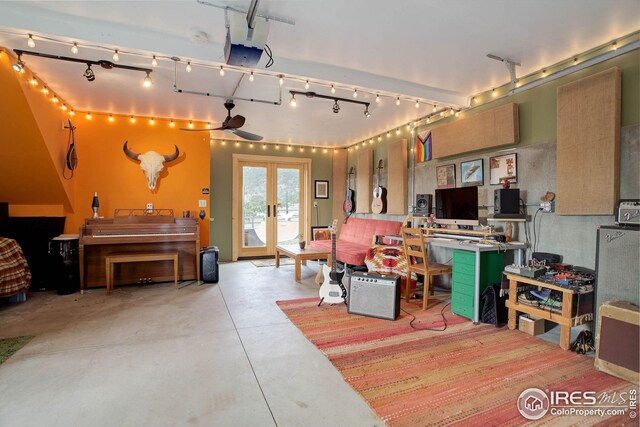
[[416, 130, 432, 163]]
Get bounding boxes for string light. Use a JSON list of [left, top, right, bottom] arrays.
[[289, 94, 297, 107], [433, 104, 437, 112], [61, 104, 67, 111], [188, 121, 194, 128], [30, 77, 38, 86], [143, 72, 152, 88], [396, 97, 400, 106], [471, 96, 477, 104], [305, 80, 310, 90], [262, 144, 267, 150], [492, 88, 497, 97], [288, 145, 292, 151], [541, 69, 547, 77], [86, 112, 92, 120], [169, 120, 175, 127], [221, 140, 226, 146], [130, 116, 136, 123], [249, 72, 254, 82], [249, 143, 254, 148], [396, 128, 400, 135], [352, 89, 358, 98], [331, 85, 335, 94], [27, 34, 35, 48], [376, 94, 380, 104], [275, 144, 280, 150], [52, 95, 59, 103], [108, 114, 114, 122], [42, 86, 49, 94], [186, 61, 192, 73], [71, 43, 78, 54], [449, 108, 455, 115], [69, 110, 75, 117], [455, 111, 460, 117], [219, 66, 225, 76], [323, 148, 327, 153], [279, 75, 284, 86], [149, 118, 155, 125], [312, 147, 316, 152], [612, 41, 618, 51], [415, 100, 420, 108], [112, 50, 119, 62], [151, 55, 158, 67], [386, 131, 391, 138]]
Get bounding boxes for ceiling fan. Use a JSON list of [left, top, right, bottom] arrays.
[[180, 100, 263, 141]]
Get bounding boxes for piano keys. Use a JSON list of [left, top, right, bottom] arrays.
[[79, 214, 200, 291]]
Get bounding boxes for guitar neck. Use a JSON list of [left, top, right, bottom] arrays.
[[331, 232, 337, 273]]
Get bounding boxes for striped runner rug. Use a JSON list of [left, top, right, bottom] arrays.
[[277, 297, 636, 426]]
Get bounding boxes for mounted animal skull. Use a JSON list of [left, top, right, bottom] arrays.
[[123, 141, 180, 191]]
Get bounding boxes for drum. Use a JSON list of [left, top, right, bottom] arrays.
[[48, 234, 80, 295]]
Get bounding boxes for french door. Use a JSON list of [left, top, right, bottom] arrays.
[[233, 154, 310, 259]]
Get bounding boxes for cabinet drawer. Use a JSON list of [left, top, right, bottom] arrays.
[[451, 292, 474, 309], [453, 250, 475, 266], [453, 280, 475, 297], [452, 301, 473, 319], [452, 270, 474, 285], [453, 262, 476, 276]]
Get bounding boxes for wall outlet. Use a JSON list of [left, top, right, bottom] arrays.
[[198, 199, 207, 208], [146, 203, 153, 212], [540, 201, 554, 213], [313, 202, 318, 208]]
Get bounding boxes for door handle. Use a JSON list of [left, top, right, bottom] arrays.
[[273, 204, 277, 217], [267, 205, 270, 217]]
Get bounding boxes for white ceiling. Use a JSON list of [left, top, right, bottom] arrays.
[[0, 0, 638, 146]]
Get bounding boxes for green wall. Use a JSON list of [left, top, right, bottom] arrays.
[[209, 142, 334, 261], [346, 49, 638, 170]]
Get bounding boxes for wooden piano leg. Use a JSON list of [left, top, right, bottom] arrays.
[[79, 244, 85, 294]]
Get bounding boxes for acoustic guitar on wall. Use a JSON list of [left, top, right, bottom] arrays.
[[371, 159, 387, 214]]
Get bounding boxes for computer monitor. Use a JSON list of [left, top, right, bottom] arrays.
[[434, 186, 479, 226]]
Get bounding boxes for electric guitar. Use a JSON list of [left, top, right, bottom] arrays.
[[318, 219, 347, 305], [342, 167, 355, 223], [371, 159, 387, 214]]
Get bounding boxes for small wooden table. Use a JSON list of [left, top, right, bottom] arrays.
[[105, 253, 179, 294], [275, 245, 331, 283], [505, 273, 594, 350]]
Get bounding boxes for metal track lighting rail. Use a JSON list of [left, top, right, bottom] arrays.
[[289, 90, 371, 116], [13, 49, 153, 84]]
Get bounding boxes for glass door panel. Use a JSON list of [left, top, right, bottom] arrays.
[[241, 165, 268, 249], [276, 166, 302, 246]]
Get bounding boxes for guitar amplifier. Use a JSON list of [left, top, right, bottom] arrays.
[[348, 272, 400, 320], [595, 301, 639, 385]]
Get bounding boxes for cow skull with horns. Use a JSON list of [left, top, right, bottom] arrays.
[[123, 141, 180, 191]]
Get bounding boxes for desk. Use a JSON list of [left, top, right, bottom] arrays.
[[385, 235, 526, 323], [505, 273, 594, 350], [275, 245, 331, 283]]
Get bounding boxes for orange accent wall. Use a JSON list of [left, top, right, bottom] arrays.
[[0, 48, 74, 211], [64, 114, 210, 245], [0, 48, 210, 245]]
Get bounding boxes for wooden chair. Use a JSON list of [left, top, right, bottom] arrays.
[[401, 227, 452, 309]]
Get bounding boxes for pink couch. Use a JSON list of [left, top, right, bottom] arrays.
[[309, 218, 402, 265]]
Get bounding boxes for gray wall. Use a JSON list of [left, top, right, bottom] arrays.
[[409, 124, 639, 269]]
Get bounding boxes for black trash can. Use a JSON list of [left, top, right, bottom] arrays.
[[48, 234, 80, 295], [200, 246, 219, 283]]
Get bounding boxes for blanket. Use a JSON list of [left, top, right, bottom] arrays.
[[0, 237, 31, 297]]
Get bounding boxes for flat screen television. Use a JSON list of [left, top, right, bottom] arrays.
[[434, 186, 479, 226]]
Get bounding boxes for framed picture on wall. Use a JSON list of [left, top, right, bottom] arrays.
[[489, 153, 517, 185], [314, 180, 329, 199], [460, 159, 484, 187], [436, 164, 456, 189], [311, 226, 332, 241]]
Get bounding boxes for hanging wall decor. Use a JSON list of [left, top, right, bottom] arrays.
[[416, 129, 432, 163], [489, 153, 517, 185], [461, 159, 484, 187]]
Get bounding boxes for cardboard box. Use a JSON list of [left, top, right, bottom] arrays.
[[519, 314, 545, 336]]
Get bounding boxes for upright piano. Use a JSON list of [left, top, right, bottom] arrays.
[[79, 210, 200, 291]]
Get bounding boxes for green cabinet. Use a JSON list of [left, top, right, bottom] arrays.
[[451, 250, 503, 320]]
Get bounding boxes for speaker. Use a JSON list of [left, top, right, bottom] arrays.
[[494, 188, 520, 215], [595, 301, 639, 385], [414, 194, 432, 217], [348, 272, 400, 320], [595, 226, 639, 330], [0, 202, 7, 219], [200, 246, 219, 283]]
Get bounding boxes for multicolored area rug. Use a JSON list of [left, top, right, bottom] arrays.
[[277, 298, 636, 426], [0, 336, 33, 365]]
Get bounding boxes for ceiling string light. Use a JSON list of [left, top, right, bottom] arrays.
[[151, 55, 158, 67], [112, 50, 119, 62], [27, 34, 35, 48], [71, 43, 78, 54], [289, 90, 370, 117], [249, 71, 254, 82]]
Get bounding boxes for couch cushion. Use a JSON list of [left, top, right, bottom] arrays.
[[309, 239, 371, 266], [339, 218, 402, 246]]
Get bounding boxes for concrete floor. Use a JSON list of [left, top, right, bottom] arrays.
[[0, 261, 383, 427]]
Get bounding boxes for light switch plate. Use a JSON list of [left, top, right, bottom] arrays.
[[198, 200, 207, 207]]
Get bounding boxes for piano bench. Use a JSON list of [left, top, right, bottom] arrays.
[[105, 253, 179, 294]]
